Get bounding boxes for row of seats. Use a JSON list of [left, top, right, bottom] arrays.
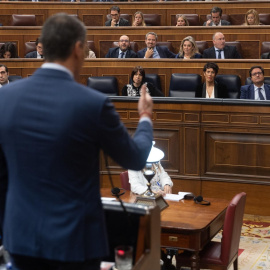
[[86, 74, 270, 98]]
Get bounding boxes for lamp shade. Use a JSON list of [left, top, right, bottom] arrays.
[[146, 141, 164, 163]]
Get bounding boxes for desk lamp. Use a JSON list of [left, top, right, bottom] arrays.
[[135, 142, 169, 211]]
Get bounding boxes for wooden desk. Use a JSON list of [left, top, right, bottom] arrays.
[[101, 189, 229, 270]]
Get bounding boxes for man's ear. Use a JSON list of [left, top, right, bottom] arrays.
[[74, 41, 84, 57]]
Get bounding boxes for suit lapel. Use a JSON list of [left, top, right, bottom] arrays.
[[249, 85, 255, 99]]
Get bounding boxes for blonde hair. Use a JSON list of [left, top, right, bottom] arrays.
[[244, 9, 260, 25], [176, 14, 189, 26], [179, 36, 198, 57], [133, 11, 146, 26]]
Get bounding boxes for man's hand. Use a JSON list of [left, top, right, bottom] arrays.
[[138, 84, 153, 118], [206, 19, 212, 26], [111, 19, 117, 27], [145, 48, 154, 58]]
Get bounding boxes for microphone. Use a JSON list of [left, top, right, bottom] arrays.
[[111, 187, 126, 197], [194, 195, 211, 206]]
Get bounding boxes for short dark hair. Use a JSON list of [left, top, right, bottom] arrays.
[[35, 37, 41, 46], [211, 7, 222, 16], [131, 66, 145, 82], [0, 64, 8, 73], [249, 65, 264, 77], [0, 42, 18, 58], [110, 6, 120, 13], [203, 62, 219, 75], [41, 13, 86, 62]]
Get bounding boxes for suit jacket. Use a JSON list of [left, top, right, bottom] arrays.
[[25, 51, 38, 58], [137, 46, 176, 58], [240, 84, 270, 100], [261, 52, 270, 59], [203, 45, 242, 59], [195, 81, 228, 98], [105, 17, 130, 26], [0, 68, 152, 261], [203, 19, 231, 26], [105, 47, 137, 58], [175, 53, 202, 59]]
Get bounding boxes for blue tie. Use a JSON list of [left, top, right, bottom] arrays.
[[217, 50, 222, 59], [120, 52, 125, 58], [258, 88, 265, 100]]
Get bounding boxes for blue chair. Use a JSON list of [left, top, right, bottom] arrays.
[[215, 74, 241, 99], [9, 75, 22, 82], [129, 74, 162, 93], [87, 76, 118, 96], [169, 73, 201, 97], [245, 76, 270, 85]]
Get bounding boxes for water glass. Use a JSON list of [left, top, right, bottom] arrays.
[[114, 245, 133, 270]]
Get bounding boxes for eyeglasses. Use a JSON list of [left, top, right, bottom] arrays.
[[110, 13, 119, 17], [0, 71, 7, 75], [251, 72, 263, 77], [119, 40, 129, 43]]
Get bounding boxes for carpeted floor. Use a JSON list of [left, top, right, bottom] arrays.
[[175, 218, 270, 270]]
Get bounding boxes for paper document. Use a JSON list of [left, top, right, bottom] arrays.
[[164, 194, 182, 201], [101, 197, 116, 201], [178, 192, 194, 200]]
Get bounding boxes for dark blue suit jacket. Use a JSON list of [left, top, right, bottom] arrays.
[[25, 51, 38, 58], [137, 46, 176, 58], [240, 84, 270, 100], [203, 46, 242, 59], [0, 68, 152, 261], [105, 47, 137, 58]]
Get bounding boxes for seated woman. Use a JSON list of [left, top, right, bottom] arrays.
[[122, 66, 164, 96], [132, 11, 146, 27], [175, 14, 189, 26], [175, 36, 202, 59], [129, 161, 173, 195], [243, 9, 263, 25], [195, 62, 228, 98], [0, 42, 18, 58]]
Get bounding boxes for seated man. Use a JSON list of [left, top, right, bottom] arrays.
[[137, 32, 176, 58], [105, 35, 137, 58], [0, 64, 9, 87], [25, 37, 43, 58], [203, 32, 242, 59], [203, 7, 230, 26], [240, 65, 270, 100], [105, 6, 130, 27]]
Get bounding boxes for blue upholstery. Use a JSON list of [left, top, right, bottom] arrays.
[[169, 73, 201, 97], [245, 76, 270, 85], [129, 74, 162, 92], [87, 76, 118, 96], [9, 75, 23, 82], [215, 74, 241, 99]]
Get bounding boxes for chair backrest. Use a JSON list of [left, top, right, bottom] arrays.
[[196, 41, 208, 55], [245, 76, 270, 85], [215, 74, 241, 99], [9, 75, 23, 82], [24, 41, 36, 56], [169, 73, 201, 97], [156, 42, 174, 52], [259, 13, 270, 25], [144, 14, 161, 26], [120, 171, 130, 191], [220, 192, 246, 264], [175, 14, 199, 26], [87, 76, 118, 96], [106, 14, 131, 24], [112, 41, 138, 52], [11, 14, 36, 26], [261, 42, 270, 54], [225, 41, 242, 56], [206, 14, 230, 24], [129, 74, 162, 92]]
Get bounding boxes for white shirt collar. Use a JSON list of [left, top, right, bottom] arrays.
[[41, 63, 74, 79]]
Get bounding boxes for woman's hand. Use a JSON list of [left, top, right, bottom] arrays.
[[164, 184, 172, 194]]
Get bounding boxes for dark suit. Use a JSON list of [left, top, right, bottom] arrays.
[[203, 19, 231, 26], [105, 17, 130, 26], [195, 82, 228, 98], [203, 46, 242, 59], [261, 52, 270, 59], [0, 68, 152, 263], [240, 84, 270, 100], [137, 46, 176, 58], [105, 47, 137, 58], [25, 51, 38, 58]]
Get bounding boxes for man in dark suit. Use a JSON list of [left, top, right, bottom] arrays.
[[0, 64, 9, 87], [105, 35, 137, 58], [137, 32, 176, 58], [203, 32, 242, 59], [25, 37, 43, 58], [240, 65, 270, 100], [105, 6, 130, 26], [0, 13, 153, 270], [203, 7, 231, 26]]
